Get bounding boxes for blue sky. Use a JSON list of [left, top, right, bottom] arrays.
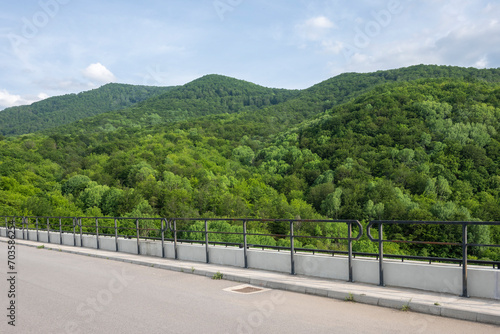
[[1, 0, 499, 110]]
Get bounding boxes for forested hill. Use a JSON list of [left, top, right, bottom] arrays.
[[1, 65, 500, 261], [0, 83, 175, 136], [134, 74, 299, 115], [264, 78, 500, 222], [3, 65, 500, 139], [258, 65, 500, 125], [36, 65, 500, 142]]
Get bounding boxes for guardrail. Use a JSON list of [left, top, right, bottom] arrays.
[[367, 220, 500, 297], [1, 216, 362, 282], [2, 215, 499, 297]]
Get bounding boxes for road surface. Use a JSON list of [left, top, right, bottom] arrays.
[[1, 244, 498, 333]]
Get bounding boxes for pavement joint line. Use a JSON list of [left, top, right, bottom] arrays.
[[1, 237, 499, 326]]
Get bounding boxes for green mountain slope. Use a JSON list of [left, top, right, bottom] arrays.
[[257, 64, 500, 124], [38, 74, 299, 138], [140, 74, 299, 114], [0, 83, 176, 136], [0, 65, 499, 261]]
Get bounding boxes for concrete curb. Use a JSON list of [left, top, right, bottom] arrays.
[[3, 239, 500, 326]]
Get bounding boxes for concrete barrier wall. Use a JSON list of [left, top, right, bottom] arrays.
[[1, 227, 498, 299]]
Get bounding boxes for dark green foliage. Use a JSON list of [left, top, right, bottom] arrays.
[[1, 65, 499, 261], [0, 83, 175, 136]]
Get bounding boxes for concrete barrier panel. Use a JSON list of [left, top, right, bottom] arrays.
[[28, 230, 38, 241], [118, 238, 139, 254], [99, 237, 117, 252], [139, 240, 162, 257], [384, 261, 462, 295], [209, 246, 244, 268], [295, 253, 349, 281], [352, 258, 380, 285], [49, 232, 61, 244], [177, 244, 206, 263], [82, 235, 97, 249], [469, 267, 500, 300], [247, 249, 291, 273], [39, 231, 49, 243], [164, 244, 175, 259], [61, 233, 76, 246], [15, 229, 24, 239]]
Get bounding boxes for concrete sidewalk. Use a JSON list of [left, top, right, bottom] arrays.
[[2, 237, 499, 326]]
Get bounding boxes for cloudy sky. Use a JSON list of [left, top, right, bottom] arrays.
[[0, 0, 499, 110]]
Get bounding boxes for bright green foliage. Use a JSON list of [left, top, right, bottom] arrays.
[[1, 65, 500, 260]]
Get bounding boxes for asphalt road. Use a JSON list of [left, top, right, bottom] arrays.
[[1, 245, 498, 334]]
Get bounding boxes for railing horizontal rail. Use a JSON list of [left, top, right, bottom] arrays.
[[366, 220, 500, 297], [2, 215, 498, 295]]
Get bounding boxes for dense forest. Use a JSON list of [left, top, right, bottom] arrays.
[[0, 65, 499, 261], [0, 83, 175, 136]]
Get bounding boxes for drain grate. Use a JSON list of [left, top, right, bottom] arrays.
[[233, 286, 263, 294], [224, 284, 269, 294]]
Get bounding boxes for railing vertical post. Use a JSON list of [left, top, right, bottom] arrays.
[[204, 220, 210, 264], [59, 217, 63, 245], [47, 218, 51, 244], [290, 220, 295, 275], [72, 218, 76, 246], [173, 220, 178, 260], [95, 218, 100, 250], [378, 222, 384, 287], [36, 217, 39, 242], [243, 220, 248, 269], [462, 223, 469, 297], [348, 222, 353, 282], [114, 218, 118, 252], [79, 218, 83, 247], [4, 217, 7, 236], [22, 216, 25, 240], [136, 219, 140, 255], [161, 219, 165, 258]]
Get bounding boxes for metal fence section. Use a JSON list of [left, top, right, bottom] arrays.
[[168, 218, 362, 281], [2, 215, 499, 295], [367, 220, 500, 298]]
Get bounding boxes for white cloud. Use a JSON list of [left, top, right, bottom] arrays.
[[297, 16, 336, 42], [0, 89, 23, 109], [0, 89, 49, 110], [37, 92, 50, 100], [307, 16, 336, 29], [82, 63, 116, 83]]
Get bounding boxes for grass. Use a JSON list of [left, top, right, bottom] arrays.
[[37, 245, 44, 249], [212, 271, 223, 280], [401, 299, 412, 311], [191, 267, 195, 273], [344, 293, 354, 302]]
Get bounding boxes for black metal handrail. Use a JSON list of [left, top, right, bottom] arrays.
[[168, 218, 362, 282], [2, 215, 499, 296], [1, 215, 362, 282], [367, 220, 500, 298]]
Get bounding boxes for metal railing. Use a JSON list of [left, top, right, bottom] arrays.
[[367, 220, 500, 297], [1, 216, 362, 282], [2, 215, 499, 296], [170, 218, 362, 282]]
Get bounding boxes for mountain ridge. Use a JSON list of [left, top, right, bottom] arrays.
[[0, 83, 176, 136]]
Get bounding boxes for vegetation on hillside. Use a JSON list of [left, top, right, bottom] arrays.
[[0, 65, 499, 261], [0, 83, 175, 136]]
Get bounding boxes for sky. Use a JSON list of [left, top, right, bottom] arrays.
[[1, 0, 499, 110]]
